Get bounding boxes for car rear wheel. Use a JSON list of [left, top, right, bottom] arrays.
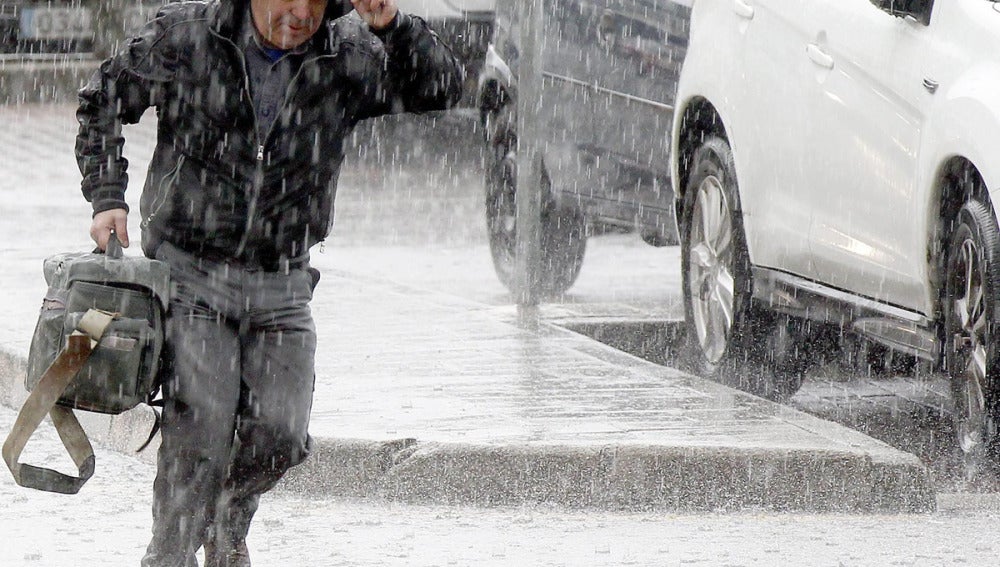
[[680, 136, 806, 401], [484, 105, 586, 297], [944, 199, 1000, 475]]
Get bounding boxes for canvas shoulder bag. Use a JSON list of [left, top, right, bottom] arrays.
[[2, 234, 169, 494]]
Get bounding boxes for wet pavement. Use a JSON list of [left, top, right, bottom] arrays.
[[0, 103, 932, 513]]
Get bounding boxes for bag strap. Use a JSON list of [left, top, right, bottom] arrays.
[[2, 309, 116, 494]]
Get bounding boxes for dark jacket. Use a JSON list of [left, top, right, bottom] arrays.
[[76, 0, 463, 267]]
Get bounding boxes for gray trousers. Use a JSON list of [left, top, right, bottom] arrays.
[[141, 243, 317, 567]]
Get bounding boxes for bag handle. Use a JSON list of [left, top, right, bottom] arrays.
[[2, 309, 116, 494], [95, 230, 124, 259]]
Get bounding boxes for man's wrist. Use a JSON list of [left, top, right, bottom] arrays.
[[90, 189, 130, 216], [372, 11, 405, 38]]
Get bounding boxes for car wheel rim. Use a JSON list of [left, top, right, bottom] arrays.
[[688, 174, 735, 365], [952, 237, 992, 456]]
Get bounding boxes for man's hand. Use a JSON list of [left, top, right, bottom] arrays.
[[90, 208, 130, 251], [351, 0, 398, 30]]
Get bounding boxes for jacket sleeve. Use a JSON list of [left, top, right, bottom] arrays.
[[75, 6, 181, 215], [357, 12, 465, 121]]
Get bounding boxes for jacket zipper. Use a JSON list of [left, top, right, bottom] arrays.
[[212, 29, 265, 258], [212, 27, 334, 258]]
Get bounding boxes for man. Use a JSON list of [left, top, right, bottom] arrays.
[[75, 0, 462, 564]]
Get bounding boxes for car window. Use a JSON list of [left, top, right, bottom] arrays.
[[870, 0, 934, 25]]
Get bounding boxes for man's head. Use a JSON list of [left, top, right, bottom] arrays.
[[250, 0, 329, 50]]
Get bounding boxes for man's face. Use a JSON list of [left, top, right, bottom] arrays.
[[251, 0, 328, 50]]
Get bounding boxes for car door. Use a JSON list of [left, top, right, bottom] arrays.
[[525, 0, 596, 201], [800, 0, 933, 311], [724, 0, 816, 279], [578, 0, 689, 231]]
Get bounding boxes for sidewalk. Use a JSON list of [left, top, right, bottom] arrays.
[[0, 104, 933, 513]]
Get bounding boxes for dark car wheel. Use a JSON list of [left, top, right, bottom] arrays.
[[484, 105, 586, 297], [944, 199, 1000, 475], [680, 136, 806, 401]]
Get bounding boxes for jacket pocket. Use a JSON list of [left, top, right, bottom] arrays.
[[142, 155, 185, 230], [61, 312, 156, 414], [25, 287, 69, 392]]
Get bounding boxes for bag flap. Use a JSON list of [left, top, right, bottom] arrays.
[[43, 252, 171, 311]]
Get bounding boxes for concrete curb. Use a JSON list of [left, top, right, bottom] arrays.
[[285, 438, 933, 513], [0, 346, 935, 513]]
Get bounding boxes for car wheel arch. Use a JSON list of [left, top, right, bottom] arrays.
[[478, 80, 507, 115], [479, 81, 512, 142], [674, 97, 729, 232], [931, 158, 997, 333]]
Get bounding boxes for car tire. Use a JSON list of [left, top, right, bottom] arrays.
[[484, 105, 587, 297], [679, 136, 806, 401], [944, 199, 1000, 475]]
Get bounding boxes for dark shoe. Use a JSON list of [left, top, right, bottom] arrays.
[[203, 539, 251, 567]]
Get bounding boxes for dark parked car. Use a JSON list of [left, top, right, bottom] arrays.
[[400, 0, 494, 105], [476, 0, 692, 294]]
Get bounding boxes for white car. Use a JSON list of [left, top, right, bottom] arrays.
[[672, 0, 1000, 466]]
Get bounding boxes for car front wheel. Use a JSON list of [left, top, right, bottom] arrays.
[[484, 105, 586, 297], [944, 199, 1000, 475], [680, 136, 806, 401]]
